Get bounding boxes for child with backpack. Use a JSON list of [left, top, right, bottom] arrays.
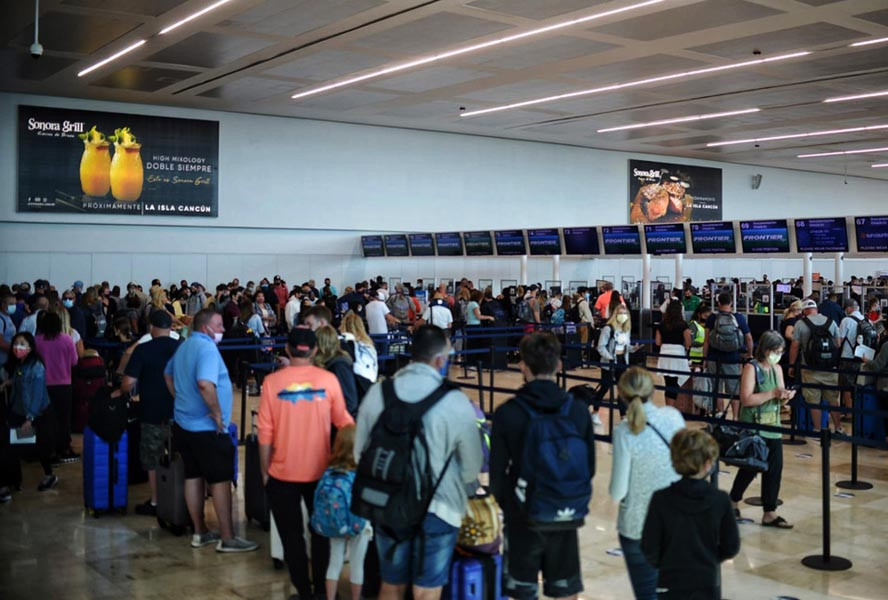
[[311, 424, 372, 600]]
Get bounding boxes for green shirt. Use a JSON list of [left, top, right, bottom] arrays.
[[682, 295, 702, 313], [739, 360, 781, 439]]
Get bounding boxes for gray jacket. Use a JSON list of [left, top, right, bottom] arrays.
[[860, 342, 888, 393], [355, 362, 483, 528]]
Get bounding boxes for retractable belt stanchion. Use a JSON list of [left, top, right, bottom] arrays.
[[239, 360, 248, 443], [802, 428, 853, 572], [836, 385, 874, 490]]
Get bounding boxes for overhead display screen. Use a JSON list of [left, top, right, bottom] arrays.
[[644, 223, 687, 255], [563, 227, 600, 255], [435, 232, 463, 256], [855, 216, 888, 252], [361, 235, 384, 258], [464, 230, 494, 256], [494, 230, 527, 255], [690, 221, 736, 254], [408, 233, 435, 256], [383, 234, 409, 257], [602, 225, 642, 255], [527, 228, 562, 256], [739, 219, 791, 253], [794, 218, 848, 253]]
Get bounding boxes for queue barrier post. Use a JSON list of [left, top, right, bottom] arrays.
[[801, 428, 853, 572], [836, 386, 874, 491]]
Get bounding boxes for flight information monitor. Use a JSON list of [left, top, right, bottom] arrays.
[[794, 218, 848, 253], [739, 219, 790, 253], [361, 235, 384, 258], [563, 227, 600, 255], [527, 228, 562, 255], [434, 232, 463, 256], [408, 233, 435, 256], [494, 230, 527, 256], [855, 216, 888, 252], [383, 234, 409, 257], [602, 225, 642, 255], [464, 230, 494, 256], [644, 223, 687, 255], [690, 221, 736, 254]]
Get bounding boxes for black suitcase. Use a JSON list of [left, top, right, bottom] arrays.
[[562, 326, 583, 371], [126, 414, 148, 485], [244, 410, 270, 530], [156, 437, 190, 536]]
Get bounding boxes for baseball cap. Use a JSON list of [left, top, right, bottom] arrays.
[[149, 309, 172, 329], [288, 327, 317, 352], [72, 280, 84, 289], [190, 281, 202, 289], [801, 299, 818, 310]]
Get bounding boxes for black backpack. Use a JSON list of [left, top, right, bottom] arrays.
[[803, 316, 838, 369], [709, 312, 743, 353], [88, 386, 127, 443], [851, 316, 878, 350], [568, 302, 581, 324], [351, 379, 457, 536]]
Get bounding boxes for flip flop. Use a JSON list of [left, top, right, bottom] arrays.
[[762, 516, 793, 529], [733, 508, 741, 518]]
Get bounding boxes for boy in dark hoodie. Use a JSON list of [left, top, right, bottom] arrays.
[[490, 331, 595, 600], [642, 429, 740, 599]]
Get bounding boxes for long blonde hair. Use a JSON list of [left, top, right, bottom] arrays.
[[618, 366, 654, 434], [313, 325, 349, 367], [607, 304, 631, 333], [782, 300, 802, 321], [340, 312, 372, 346]]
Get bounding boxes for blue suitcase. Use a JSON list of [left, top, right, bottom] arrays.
[[83, 426, 128, 516], [859, 386, 886, 441], [444, 554, 504, 600], [228, 422, 238, 485]]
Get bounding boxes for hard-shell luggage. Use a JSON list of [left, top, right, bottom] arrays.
[[83, 426, 128, 516], [444, 553, 505, 600], [244, 410, 270, 530], [72, 355, 106, 434], [155, 443, 190, 536], [859, 385, 886, 441]]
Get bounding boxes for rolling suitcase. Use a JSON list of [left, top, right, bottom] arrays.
[[155, 437, 190, 537], [72, 355, 106, 434], [444, 553, 505, 600], [83, 426, 128, 516], [228, 422, 239, 486], [859, 385, 886, 441], [244, 410, 270, 530]]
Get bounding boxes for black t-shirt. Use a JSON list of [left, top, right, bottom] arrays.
[[658, 321, 689, 345], [124, 336, 180, 424]]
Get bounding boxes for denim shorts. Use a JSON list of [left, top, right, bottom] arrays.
[[374, 513, 459, 588]]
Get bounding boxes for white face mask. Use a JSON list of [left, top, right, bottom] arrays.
[[213, 332, 223, 344], [768, 352, 782, 365], [616, 313, 629, 324], [6, 304, 16, 315]]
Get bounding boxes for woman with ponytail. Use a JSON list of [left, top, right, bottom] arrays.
[[609, 366, 685, 599]]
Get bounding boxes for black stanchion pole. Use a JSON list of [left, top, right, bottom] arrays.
[[801, 428, 853, 572], [608, 366, 615, 439], [837, 387, 873, 490], [488, 350, 495, 417]]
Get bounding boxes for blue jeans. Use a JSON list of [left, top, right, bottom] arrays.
[[620, 534, 658, 600], [375, 513, 459, 588]]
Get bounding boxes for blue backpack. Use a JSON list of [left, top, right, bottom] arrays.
[[515, 397, 591, 529], [551, 308, 565, 325], [311, 469, 367, 538]]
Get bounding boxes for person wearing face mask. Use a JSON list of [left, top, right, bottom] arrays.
[[596, 305, 640, 419], [730, 330, 796, 529], [60, 289, 87, 341], [0, 293, 16, 376], [163, 309, 258, 553], [1, 333, 57, 499]]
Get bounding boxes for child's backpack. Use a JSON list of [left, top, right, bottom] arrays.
[[311, 469, 367, 538]]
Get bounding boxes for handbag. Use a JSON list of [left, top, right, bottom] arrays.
[[458, 491, 502, 554], [705, 402, 770, 473]]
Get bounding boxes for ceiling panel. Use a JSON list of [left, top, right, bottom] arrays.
[[198, 77, 296, 101], [14, 11, 141, 55], [855, 8, 888, 27], [375, 66, 491, 93], [458, 36, 619, 70], [688, 23, 867, 59], [465, 0, 609, 21], [0, 49, 78, 81], [61, 0, 185, 17], [300, 89, 401, 111], [461, 79, 576, 103], [263, 49, 390, 81], [147, 32, 274, 69], [90, 66, 198, 92], [379, 100, 461, 119], [562, 54, 707, 84], [654, 135, 720, 148], [354, 12, 513, 54], [220, 0, 386, 37], [764, 47, 888, 79], [591, 0, 783, 41]]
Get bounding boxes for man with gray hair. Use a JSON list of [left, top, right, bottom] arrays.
[[839, 298, 868, 413]]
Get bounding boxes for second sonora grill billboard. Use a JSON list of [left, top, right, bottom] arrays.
[[17, 105, 219, 217]]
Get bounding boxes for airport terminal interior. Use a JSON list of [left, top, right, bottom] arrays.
[[2, 1, 888, 599]]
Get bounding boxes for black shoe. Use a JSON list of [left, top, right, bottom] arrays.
[[60, 450, 80, 464], [37, 475, 58, 491], [135, 499, 157, 516]]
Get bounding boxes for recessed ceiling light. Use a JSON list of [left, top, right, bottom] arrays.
[[598, 108, 760, 133], [823, 89, 888, 103], [460, 51, 811, 118], [707, 124, 888, 147], [798, 146, 888, 158], [290, 0, 666, 100], [159, 0, 234, 35], [872, 163, 888, 168], [77, 39, 146, 77], [850, 36, 888, 47]]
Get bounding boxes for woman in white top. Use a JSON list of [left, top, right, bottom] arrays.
[[596, 304, 640, 419], [610, 366, 686, 600], [340, 312, 379, 382]]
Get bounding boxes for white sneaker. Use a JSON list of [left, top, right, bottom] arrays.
[[216, 536, 259, 553], [592, 413, 603, 426], [191, 531, 221, 548]]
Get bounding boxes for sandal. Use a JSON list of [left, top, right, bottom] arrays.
[[762, 516, 793, 529], [733, 507, 741, 518]]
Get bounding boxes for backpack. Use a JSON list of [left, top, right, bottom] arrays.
[[386, 295, 411, 322], [850, 316, 878, 350], [568, 303, 581, 323], [87, 386, 127, 443], [551, 308, 565, 326], [351, 379, 458, 535], [709, 312, 743, 352], [452, 299, 467, 329], [516, 299, 533, 323], [86, 310, 107, 339], [803, 316, 838, 369], [514, 397, 591, 530], [311, 469, 367, 538], [482, 300, 506, 324]]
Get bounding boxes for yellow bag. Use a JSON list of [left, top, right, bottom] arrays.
[[458, 493, 502, 553]]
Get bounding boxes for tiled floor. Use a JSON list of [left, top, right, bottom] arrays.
[[1, 364, 887, 599]]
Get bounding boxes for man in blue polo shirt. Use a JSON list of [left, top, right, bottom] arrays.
[[164, 309, 257, 553]]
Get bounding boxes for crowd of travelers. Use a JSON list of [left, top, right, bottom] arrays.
[[1, 271, 888, 599]]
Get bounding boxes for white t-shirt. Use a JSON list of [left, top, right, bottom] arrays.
[[366, 300, 391, 335], [422, 303, 453, 330], [285, 297, 301, 328], [377, 288, 389, 302]]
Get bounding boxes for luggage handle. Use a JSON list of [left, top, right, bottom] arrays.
[[251, 409, 259, 436]]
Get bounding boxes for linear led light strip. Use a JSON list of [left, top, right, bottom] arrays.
[[290, 0, 666, 100], [824, 90, 888, 103], [798, 146, 888, 158], [707, 124, 888, 147], [872, 163, 888, 168], [460, 51, 811, 117], [850, 37, 888, 47], [77, 0, 233, 77], [597, 108, 760, 133]]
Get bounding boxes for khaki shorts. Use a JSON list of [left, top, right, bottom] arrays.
[[801, 369, 839, 406]]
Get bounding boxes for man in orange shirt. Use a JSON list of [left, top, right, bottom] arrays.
[[594, 282, 615, 317], [259, 327, 354, 600]]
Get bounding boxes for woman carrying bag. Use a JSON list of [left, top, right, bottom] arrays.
[[729, 330, 795, 529]]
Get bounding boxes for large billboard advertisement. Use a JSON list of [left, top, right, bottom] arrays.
[[629, 159, 722, 224], [17, 105, 219, 217]]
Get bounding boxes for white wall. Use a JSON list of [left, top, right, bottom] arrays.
[[2, 92, 887, 289]]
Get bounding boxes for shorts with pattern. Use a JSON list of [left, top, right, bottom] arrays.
[[140, 422, 170, 471]]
